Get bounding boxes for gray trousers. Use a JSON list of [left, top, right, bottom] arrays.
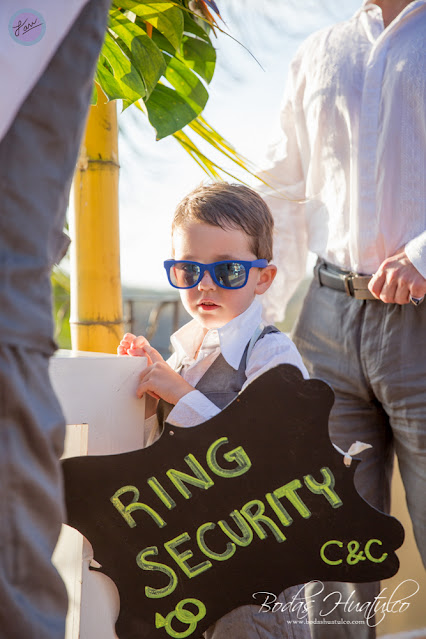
[[0, 1, 110, 637], [292, 277, 426, 638], [204, 586, 311, 639]]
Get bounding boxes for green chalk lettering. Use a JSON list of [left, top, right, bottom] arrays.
[[265, 492, 293, 527], [218, 510, 254, 547], [304, 467, 343, 509], [110, 485, 166, 529], [320, 539, 343, 565], [156, 598, 206, 638], [274, 480, 311, 519], [164, 532, 212, 579], [240, 499, 286, 543], [206, 437, 252, 478], [166, 454, 214, 499], [136, 546, 178, 599], [346, 540, 365, 565], [148, 477, 176, 510], [196, 522, 236, 562], [365, 539, 388, 563]]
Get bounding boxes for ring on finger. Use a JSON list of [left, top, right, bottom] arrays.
[[409, 295, 425, 306]]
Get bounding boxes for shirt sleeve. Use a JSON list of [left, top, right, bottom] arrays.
[[166, 390, 221, 428], [167, 332, 309, 428], [242, 331, 309, 393], [256, 47, 309, 323], [405, 231, 426, 279]]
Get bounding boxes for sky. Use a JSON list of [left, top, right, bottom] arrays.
[[102, 0, 361, 291]]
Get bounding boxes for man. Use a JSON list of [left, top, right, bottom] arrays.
[[0, 1, 110, 637], [259, 0, 426, 636]]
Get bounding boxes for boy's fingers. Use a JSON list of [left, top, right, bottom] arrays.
[[136, 379, 146, 399], [123, 333, 136, 341], [144, 345, 164, 363], [117, 344, 129, 355], [128, 347, 147, 357], [131, 335, 149, 350], [136, 377, 160, 400]]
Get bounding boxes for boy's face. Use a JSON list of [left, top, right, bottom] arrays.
[[172, 221, 276, 330]]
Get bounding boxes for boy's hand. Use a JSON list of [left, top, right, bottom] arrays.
[[137, 345, 194, 405], [117, 333, 152, 358]]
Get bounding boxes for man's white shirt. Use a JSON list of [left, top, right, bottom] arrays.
[[259, 0, 426, 322]]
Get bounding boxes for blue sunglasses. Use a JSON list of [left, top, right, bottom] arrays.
[[164, 259, 268, 290]]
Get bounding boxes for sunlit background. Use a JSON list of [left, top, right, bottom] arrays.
[[114, 0, 360, 289], [61, 1, 361, 350]]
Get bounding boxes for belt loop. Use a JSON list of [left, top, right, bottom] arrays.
[[344, 274, 354, 296], [314, 258, 324, 286]]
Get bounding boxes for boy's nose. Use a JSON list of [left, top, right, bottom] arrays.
[[198, 270, 216, 290]]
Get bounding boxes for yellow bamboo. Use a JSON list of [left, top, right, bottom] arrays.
[[70, 88, 123, 353]]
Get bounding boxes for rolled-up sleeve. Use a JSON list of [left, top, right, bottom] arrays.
[[167, 390, 221, 427], [406, 230, 426, 279]]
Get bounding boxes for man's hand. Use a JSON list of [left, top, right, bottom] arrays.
[[368, 248, 426, 304], [136, 345, 194, 405]]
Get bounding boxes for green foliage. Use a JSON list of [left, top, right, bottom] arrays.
[[116, 0, 184, 50], [172, 116, 257, 183], [52, 267, 72, 349], [107, 10, 166, 101], [95, 1, 216, 139], [92, 1, 258, 179]]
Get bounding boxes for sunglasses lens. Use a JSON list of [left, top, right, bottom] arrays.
[[214, 262, 246, 288], [170, 262, 200, 288]]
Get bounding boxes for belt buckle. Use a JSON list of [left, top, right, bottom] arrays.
[[343, 273, 355, 296]]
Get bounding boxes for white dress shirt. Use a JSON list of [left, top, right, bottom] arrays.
[[144, 297, 308, 442], [259, 0, 426, 322]]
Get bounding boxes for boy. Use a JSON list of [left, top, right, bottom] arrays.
[[118, 182, 310, 638]]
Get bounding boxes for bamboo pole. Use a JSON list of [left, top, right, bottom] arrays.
[[70, 89, 123, 353]]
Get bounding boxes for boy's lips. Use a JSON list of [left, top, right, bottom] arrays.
[[197, 299, 220, 311]]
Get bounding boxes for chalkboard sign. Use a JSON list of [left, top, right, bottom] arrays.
[[62, 364, 404, 639]]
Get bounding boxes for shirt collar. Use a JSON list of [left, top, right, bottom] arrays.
[[360, 0, 426, 13], [170, 296, 264, 371]]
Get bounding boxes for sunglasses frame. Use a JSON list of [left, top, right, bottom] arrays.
[[164, 259, 268, 290]]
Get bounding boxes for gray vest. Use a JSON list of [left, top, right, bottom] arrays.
[[157, 325, 279, 429]]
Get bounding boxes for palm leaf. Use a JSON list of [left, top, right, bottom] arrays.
[[94, 1, 261, 180]]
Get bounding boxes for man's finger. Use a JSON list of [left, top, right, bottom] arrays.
[[368, 271, 386, 299], [394, 284, 411, 305], [378, 279, 398, 303]]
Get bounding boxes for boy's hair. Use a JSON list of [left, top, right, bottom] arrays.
[[172, 182, 274, 261]]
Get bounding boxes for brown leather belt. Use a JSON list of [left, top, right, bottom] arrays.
[[314, 259, 376, 300]]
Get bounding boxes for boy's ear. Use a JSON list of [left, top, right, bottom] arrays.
[[255, 264, 277, 295]]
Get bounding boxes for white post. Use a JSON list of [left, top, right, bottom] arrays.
[[50, 350, 147, 639]]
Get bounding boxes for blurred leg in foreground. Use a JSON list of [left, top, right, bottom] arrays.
[[0, 1, 111, 637]]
